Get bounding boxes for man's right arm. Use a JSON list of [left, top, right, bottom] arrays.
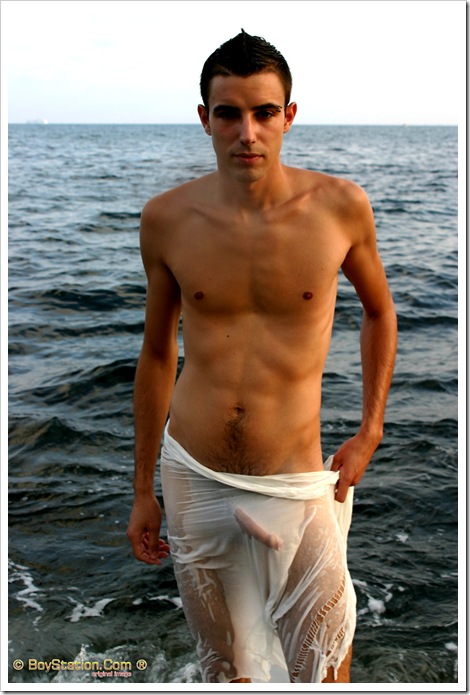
[[127, 200, 182, 564]]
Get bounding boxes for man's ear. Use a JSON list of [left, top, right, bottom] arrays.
[[198, 104, 212, 136], [283, 102, 297, 133]]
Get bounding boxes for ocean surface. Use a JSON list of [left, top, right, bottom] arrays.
[[7, 124, 459, 685]]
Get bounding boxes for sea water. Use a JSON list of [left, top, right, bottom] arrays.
[[7, 124, 458, 684]]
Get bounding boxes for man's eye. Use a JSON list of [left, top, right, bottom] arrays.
[[215, 110, 237, 119], [256, 110, 275, 120]]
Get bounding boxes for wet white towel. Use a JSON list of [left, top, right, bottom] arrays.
[[160, 425, 356, 683]]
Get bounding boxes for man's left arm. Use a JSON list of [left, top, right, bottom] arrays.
[[332, 186, 398, 502]]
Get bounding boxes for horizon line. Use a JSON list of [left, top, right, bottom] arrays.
[[8, 121, 458, 127]]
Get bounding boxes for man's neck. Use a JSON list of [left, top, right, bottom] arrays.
[[215, 162, 293, 213]]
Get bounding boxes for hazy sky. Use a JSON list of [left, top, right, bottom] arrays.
[[2, 0, 465, 125]]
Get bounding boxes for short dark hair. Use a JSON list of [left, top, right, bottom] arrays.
[[200, 29, 292, 109]]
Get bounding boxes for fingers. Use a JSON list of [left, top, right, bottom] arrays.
[[330, 455, 344, 502], [140, 531, 170, 565], [127, 497, 169, 565], [330, 456, 340, 473], [146, 534, 171, 561], [127, 525, 170, 565], [334, 474, 349, 504], [332, 457, 350, 504]]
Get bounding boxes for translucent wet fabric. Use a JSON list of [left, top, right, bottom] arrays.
[[160, 426, 356, 683]]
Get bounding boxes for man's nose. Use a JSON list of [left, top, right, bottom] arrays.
[[239, 116, 256, 144]]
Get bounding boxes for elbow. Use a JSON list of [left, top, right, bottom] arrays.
[[364, 292, 397, 328], [362, 298, 398, 357], [138, 337, 179, 373]]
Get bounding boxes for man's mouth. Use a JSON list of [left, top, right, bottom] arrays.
[[233, 152, 263, 162]]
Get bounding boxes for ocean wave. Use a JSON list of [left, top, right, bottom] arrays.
[[9, 414, 130, 463], [10, 285, 145, 313]]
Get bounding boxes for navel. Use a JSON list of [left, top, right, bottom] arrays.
[[194, 291, 204, 300], [302, 291, 313, 300]]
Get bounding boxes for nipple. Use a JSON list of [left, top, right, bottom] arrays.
[[302, 291, 313, 300], [194, 291, 204, 300]]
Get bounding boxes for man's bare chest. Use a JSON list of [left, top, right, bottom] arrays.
[[168, 217, 347, 317]]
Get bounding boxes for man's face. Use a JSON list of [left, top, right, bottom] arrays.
[[198, 71, 297, 184]]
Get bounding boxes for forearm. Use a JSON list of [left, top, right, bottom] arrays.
[[359, 299, 397, 446], [133, 344, 178, 495], [332, 297, 397, 500]]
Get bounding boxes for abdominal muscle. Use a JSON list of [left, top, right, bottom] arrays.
[[168, 318, 328, 476]]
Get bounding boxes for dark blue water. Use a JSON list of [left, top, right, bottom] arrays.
[[8, 124, 458, 684]]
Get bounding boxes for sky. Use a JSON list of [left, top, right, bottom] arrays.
[[1, 0, 465, 125]]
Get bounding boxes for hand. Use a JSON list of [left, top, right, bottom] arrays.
[[331, 432, 379, 503], [127, 494, 170, 565]]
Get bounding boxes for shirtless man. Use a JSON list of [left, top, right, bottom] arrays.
[[127, 31, 397, 684]]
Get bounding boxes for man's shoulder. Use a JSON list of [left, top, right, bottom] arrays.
[[303, 170, 373, 230], [293, 167, 369, 208], [138, 176, 215, 261], [141, 174, 216, 225], [287, 168, 374, 248]]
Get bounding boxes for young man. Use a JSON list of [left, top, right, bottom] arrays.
[[127, 30, 397, 683]]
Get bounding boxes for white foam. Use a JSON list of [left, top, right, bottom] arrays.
[[396, 532, 409, 543], [169, 662, 200, 683], [9, 559, 45, 614], [69, 597, 114, 623], [352, 578, 368, 588], [368, 597, 386, 615], [147, 651, 169, 681], [52, 643, 134, 683], [384, 584, 394, 603], [150, 594, 183, 609]]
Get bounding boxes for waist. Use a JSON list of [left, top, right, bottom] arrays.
[[162, 422, 337, 500], [168, 411, 324, 475], [170, 375, 324, 474]]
